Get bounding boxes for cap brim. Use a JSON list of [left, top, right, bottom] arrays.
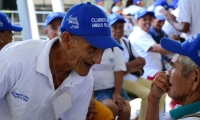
[[160, 37, 186, 55], [9, 25, 23, 32], [155, 15, 165, 20], [46, 16, 64, 27], [109, 19, 126, 25], [81, 35, 123, 50]]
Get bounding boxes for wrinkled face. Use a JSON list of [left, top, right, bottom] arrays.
[[151, 18, 165, 31], [110, 21, 124, 42], [0, 30, 13, 48], [136, 14, 152, 32], [45, 18, 62, 40], [166, 54, 192, 100], [62, 33, 104, 76]]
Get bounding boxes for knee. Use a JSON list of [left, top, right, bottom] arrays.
[[101, 99, 119, 117], [121, 102, 131, 115]]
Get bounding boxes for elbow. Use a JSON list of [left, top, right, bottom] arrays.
[[178, 22, 190, 33]]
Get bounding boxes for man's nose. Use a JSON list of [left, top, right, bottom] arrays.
[[92, 50, 104, 64]]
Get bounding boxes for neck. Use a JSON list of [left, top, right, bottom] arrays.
[[50, 40, 71, 89], [179, 91, 200, 106]]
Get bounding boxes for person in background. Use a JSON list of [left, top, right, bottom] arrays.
[[95, 0, 110, 15], [108, 13, 167, 120], [92, 32, 131, 119], [45, 11, 114, 120], [129, 8, 172, 80], [111, 0, 123, 14], [162, 0, 200, 39], [146, 33, 200, 120], [45, 12, 65, 40], [148, 0, 172, 12], [122, 0, 144, 16], [169, 0, 179, 10], [0, 2, 122, 120], [0, 11, 22, 50]]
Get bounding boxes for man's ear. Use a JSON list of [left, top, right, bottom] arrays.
[[192, 68, 200, 91], [61, 32, 72, 49]]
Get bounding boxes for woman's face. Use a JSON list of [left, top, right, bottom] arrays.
[[151, 18, 165, 31], [136, 14, 152, 32], [0, 30, 13, 49], [110, 21, 124, 42]]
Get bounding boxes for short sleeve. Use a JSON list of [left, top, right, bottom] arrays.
[[113, 47, 126, 72], [131, 35, 156, 52], [176, 0, 191, 23]]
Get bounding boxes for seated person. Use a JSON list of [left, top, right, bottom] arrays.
[[146, 33, 200, 120], [128, 8, 172, 80], [92, 47, 131, 120], [108, 13, 166, 120]]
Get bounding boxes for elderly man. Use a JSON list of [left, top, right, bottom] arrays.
[[0, 2, 122, 120], [145, 33, 200, 120], [45, 12, 65, 40]]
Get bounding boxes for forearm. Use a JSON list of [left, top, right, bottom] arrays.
[[145, 95, 160, 120], [171, 21, 189, 33], [150, 44, 173, 54], [114, 71, 123, 94]]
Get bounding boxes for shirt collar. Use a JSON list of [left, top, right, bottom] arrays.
[[170, 101, 200, 119], [36, 37, 84, 88]]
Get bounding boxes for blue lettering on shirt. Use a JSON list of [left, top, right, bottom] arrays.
[[11, 90, 29, 102]]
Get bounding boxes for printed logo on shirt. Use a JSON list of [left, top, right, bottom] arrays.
[[109, 58, 114, 63], [11, 90, 29, 102]]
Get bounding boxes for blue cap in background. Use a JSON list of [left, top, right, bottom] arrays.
[[154, 0, 171, 10], [108, 14, 126, 25], [95, 0, 105, 3], [161, 33, 200, 66], [0, 12, 22, 32], [154, 6, 165, 20], [45, 12, 65, 27], [135, 8, 154, 20], [133, 0, 142, 5], [60, 2, 123, 50], [114, 0, 121, 3]]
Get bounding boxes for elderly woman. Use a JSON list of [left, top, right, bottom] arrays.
[[0, 12, 22, 50]]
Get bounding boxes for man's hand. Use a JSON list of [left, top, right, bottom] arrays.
[[149, 72, 170, 99], [113, 93, 124, 110], [127, 57, 145, 73], [162, 10, 176, 25], [86, 98, 97, 120]]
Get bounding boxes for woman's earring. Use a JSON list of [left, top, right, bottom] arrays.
[[0, 40, 3, 43]]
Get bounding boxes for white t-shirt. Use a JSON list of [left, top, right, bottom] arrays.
[[92, 47, 126, 91], [147, 4, 154, 11], [176, 0, 200, 39], [128, 27, 163, 79], [111, 6, 121, 13], [123, 5, 144, 15], [0, 38, 93, 120], [119, 37, 139, 82]]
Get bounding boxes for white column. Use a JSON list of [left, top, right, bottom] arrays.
[[51, 0, 64, 12], [17, 0, 39, 40]]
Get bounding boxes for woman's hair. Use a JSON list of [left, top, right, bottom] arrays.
[[126, 0, 133, 7], [179, 55, 200, 77]]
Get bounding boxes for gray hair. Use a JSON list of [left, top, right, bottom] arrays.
[[179, 55, 200, 77]]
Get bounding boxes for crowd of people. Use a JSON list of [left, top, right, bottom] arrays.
[[0, 0, 200, 120]]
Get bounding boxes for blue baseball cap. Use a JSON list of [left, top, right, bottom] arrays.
[[170, 0, 179, 9], [95, 0, 105, 2], [161, 33, 200, 66], [154, 0, 170, 10], [0, 12, 22, 32], [60, 2, 123, 50], [154, 6, 165, 20], [135, 8, 154, 20], [108, 14, 126, 26], [45, 12, 65, 27], [133, 0, 142, 5], [114, 0, 121, 3]]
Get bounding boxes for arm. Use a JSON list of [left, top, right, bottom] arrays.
[[148, 43, 173, 54], [113, 71, 124, 110], [124, 57, 145, 75], [145, 72, 170, 120]]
